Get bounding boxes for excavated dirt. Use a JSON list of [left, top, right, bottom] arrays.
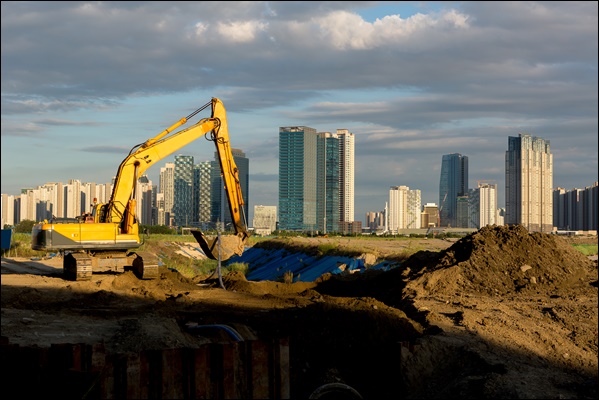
[[1, 225, 597, 399]]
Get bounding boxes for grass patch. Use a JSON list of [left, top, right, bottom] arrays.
[[572, 244, 598, 257]]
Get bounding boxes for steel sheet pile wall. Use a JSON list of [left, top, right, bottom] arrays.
[[0, 337, 290, 399]]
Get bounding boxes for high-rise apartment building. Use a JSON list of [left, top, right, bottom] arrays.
[[468, 182, 498, 229], [336, 129, 355, 224], [438, 153, 469, 228], [278, 126, 318, 231], [155, 192, 165, 226], [173, 155, 194, 227], [64, 179, 83, 218], [553, 182, 598, 232], [505, 133, 553, 232], [317, 132, 340, 233], [159, 163, 175, 226], [193, 161, 212, 228], [388, 185, 421, 233]]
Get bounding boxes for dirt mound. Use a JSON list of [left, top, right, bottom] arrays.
[[402, 224, 596, 298]]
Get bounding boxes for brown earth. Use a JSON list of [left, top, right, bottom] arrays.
[[1, 225, 597, 399]]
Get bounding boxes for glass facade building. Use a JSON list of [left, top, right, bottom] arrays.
[[438, 153, 469, 228], [278, 126, 318, 231], [173, 155, 194, 227]]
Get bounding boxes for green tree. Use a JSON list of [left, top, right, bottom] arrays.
[[140, 224, 176, 235], [15, 219, 36, 233]]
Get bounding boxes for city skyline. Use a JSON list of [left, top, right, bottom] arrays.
[[3, 151, 596, 228], [2, 2, 597, 221]]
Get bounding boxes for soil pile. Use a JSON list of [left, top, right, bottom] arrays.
[[400, 224, 596, 298]]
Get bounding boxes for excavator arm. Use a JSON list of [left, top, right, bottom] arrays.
[[191, 101, 250, 260], [104, 97, 249, 259], [105, 99, 217, 225]]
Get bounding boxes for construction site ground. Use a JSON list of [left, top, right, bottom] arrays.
[[1, 225, 597, 399]]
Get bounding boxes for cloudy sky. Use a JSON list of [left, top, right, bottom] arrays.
[[2, 1, 597, 224]]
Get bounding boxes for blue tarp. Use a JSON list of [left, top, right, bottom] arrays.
[[226, 247, 378, 282]]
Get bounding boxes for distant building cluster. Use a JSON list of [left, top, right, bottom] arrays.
[[1, 150, 250, 232], [2, 133, 598, 235], [364, 134, 597, 235]]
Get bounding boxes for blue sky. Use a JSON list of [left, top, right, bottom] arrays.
[[2, 1, 597, 224]]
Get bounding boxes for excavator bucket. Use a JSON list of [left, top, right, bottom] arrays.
[[191, 230, 246, 261]]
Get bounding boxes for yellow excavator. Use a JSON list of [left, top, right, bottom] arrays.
[[31, 98, 250, 281]]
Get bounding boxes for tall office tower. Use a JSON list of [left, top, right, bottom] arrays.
[[336, 129, 355, 223], [150, 184, 158, 226], [317, 132, 340, 233], [438, 153, 469, 228], [468, 182, 498, 229], [456, 196, 470, 228], [505, 133, 553, 233], [232, 148, 249, 226], [278, 126, 318, 231], [136, 175, 153, 225], [159, 162, 175, 226], [194, 161, 212, 228], [210, 148, 249, 229], [209, 159, 221, 227], [173, 155, 194, 227]]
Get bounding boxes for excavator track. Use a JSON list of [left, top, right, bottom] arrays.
[[63, 251, 160, 281], [63, 252, 93, 281], [132, 251, 160, 280]]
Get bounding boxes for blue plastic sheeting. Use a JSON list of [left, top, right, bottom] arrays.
[[369, 261, 402, 272], [226, 247, 369, 282], [293, 256, 364, 282], [1, 229, 13, 250], [247, 251, 317, 281]]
